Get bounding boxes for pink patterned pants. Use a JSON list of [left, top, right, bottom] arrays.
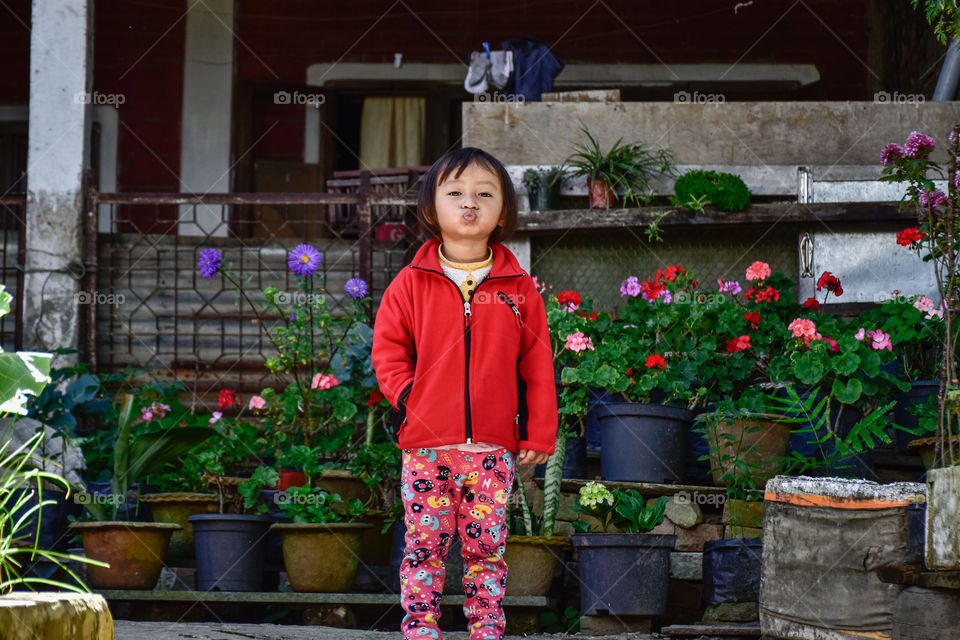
[[398, 447, 515, 640]]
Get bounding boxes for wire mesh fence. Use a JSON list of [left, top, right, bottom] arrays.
[[89, 186, 418, 402]]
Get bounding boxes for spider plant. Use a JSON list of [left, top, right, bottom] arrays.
[[562, 125, 675, 208]]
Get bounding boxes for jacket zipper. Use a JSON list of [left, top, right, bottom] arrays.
[[497, 291, 523, 328], [409, 264, 521, 445]]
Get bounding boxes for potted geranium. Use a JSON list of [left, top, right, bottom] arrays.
[[861, 293, 944, 453], [564, 265, 710, 482], [569, 482, 672, 616], [562, 125, 675, 209], [764, 274, 909, 478]]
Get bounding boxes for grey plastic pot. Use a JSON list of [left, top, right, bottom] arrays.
[[597, 402, 691, 483], [571, 532, 675, 616]]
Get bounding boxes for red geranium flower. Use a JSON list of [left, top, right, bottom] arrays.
[[747, 286, 780, 303], [557, 290, 581, 310], [657, 265, 685, 282], [803, 297, 820, 309], [218, 388, 236, 409], [368, 389, 383, 407], [644, 354, 667, 369], [577, 311, 599, 320], [816, 271, 843, 297], [897, 227, 927, 246], [640, 279, 667, 301], [625, 368, 633, 376], [726, 335, 751, 353], [743, 311, 761, 329]]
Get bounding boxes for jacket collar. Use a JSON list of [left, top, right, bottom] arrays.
[[410, 236, 525, 278]]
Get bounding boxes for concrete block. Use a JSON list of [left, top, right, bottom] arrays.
[[724, 499, 764, 528], [579, 614, 652, 634], [676, 523, 724, 551], [670, 552, 703, 580], [725, 525, 763, 539], [927, 465, 960, 570], [703, 601, 759, 622]]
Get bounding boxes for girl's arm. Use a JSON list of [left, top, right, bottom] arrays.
[[371, 278, 416, 410], [516, 277, 559, 455]]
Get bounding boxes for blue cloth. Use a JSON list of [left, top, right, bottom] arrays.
[[501, 37, 564, 101]]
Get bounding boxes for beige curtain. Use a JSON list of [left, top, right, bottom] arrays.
[[359, 96, 425, 169]]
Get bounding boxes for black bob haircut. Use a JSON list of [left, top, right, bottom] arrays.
[[417, 147, 517, 244]]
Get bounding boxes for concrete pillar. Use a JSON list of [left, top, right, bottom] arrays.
[[24, 0, 91, 353], [178, 0, 235, 236]]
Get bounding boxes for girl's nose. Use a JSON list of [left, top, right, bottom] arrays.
[[461, 194, 479, 208]]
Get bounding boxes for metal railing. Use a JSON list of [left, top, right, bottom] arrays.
[[85, 177, 419, 398]]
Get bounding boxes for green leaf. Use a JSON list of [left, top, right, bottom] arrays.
[[795, 352, 826, 385], [832, 378, 863, 405], [831, 352, 860, 376], [0, 351, 52, 415]]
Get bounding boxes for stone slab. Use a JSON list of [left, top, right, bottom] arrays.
[[675, 523, 724, 552], [670, 552, 704, 581], [0, 592, 113, 640]]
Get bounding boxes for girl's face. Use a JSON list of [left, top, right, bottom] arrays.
[[434, 162, 505, 245]]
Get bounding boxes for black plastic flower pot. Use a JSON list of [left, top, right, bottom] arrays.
[[596, 402, 691, 483], [189, 514, 273, 591], [701, 537, 763, 605], [894, 380, 938, 454], [571, 533, 675, 616]]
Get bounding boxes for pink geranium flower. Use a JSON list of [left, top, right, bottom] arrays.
[[248, 395, 266, 410], [745, 261, 772, 281], [311, 372, 339, 390], [564, 332, 595, 353]]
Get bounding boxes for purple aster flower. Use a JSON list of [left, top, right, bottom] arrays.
[[951, 130, 957, 144], [198, 248, 222, 279], [718, 278, 742, 295], [289, 313, 297, 323], [288, 244, 322, 277], [954, 171, 960, 192], [344, 278, 368, 299], [880, 143, 904, 166], [919, 188, 947, 209], [661, 289, 673, 304], [904, 131, 935, 158], [620, 276, 641, 297]]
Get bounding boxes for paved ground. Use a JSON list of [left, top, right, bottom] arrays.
[[114, 621, 662, 639]]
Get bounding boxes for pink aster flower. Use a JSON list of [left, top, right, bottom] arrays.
[[918, 189, 947, 210], [904, 131, 936, 158], [564, 332, 595, 353], [745, 261, 772, 281], [209, 411, 223, 425], [248, 395, 266, 410], [880, 143, 904, 166]]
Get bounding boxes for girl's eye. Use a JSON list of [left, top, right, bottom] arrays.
[[479, 192, 492, 198], [447, 191, 461, 197]]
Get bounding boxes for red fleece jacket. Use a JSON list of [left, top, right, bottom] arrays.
[[371, 237, 558, 455]]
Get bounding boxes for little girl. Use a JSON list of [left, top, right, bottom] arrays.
[[371, 147, 558, 640]]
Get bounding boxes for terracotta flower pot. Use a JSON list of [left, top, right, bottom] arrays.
[[503, 535, 570, 596], [68, 521, 180, 589], [707, 418, 791, 488], [271, 522, 371, 592], [313, 470, 372, 507], [906, 435, 960, 470], [587, 178, 615, 209], [139, 492, 219, 565], [273, 470, 307, 490]]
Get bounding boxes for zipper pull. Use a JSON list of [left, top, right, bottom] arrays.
[[514, 413, 520, 424], [510, 305, 522, 328], [464, 301, 472, 327], [466, 437, 473, 444]]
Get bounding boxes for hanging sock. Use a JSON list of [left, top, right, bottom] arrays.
[[465, 51, 492, 94]]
